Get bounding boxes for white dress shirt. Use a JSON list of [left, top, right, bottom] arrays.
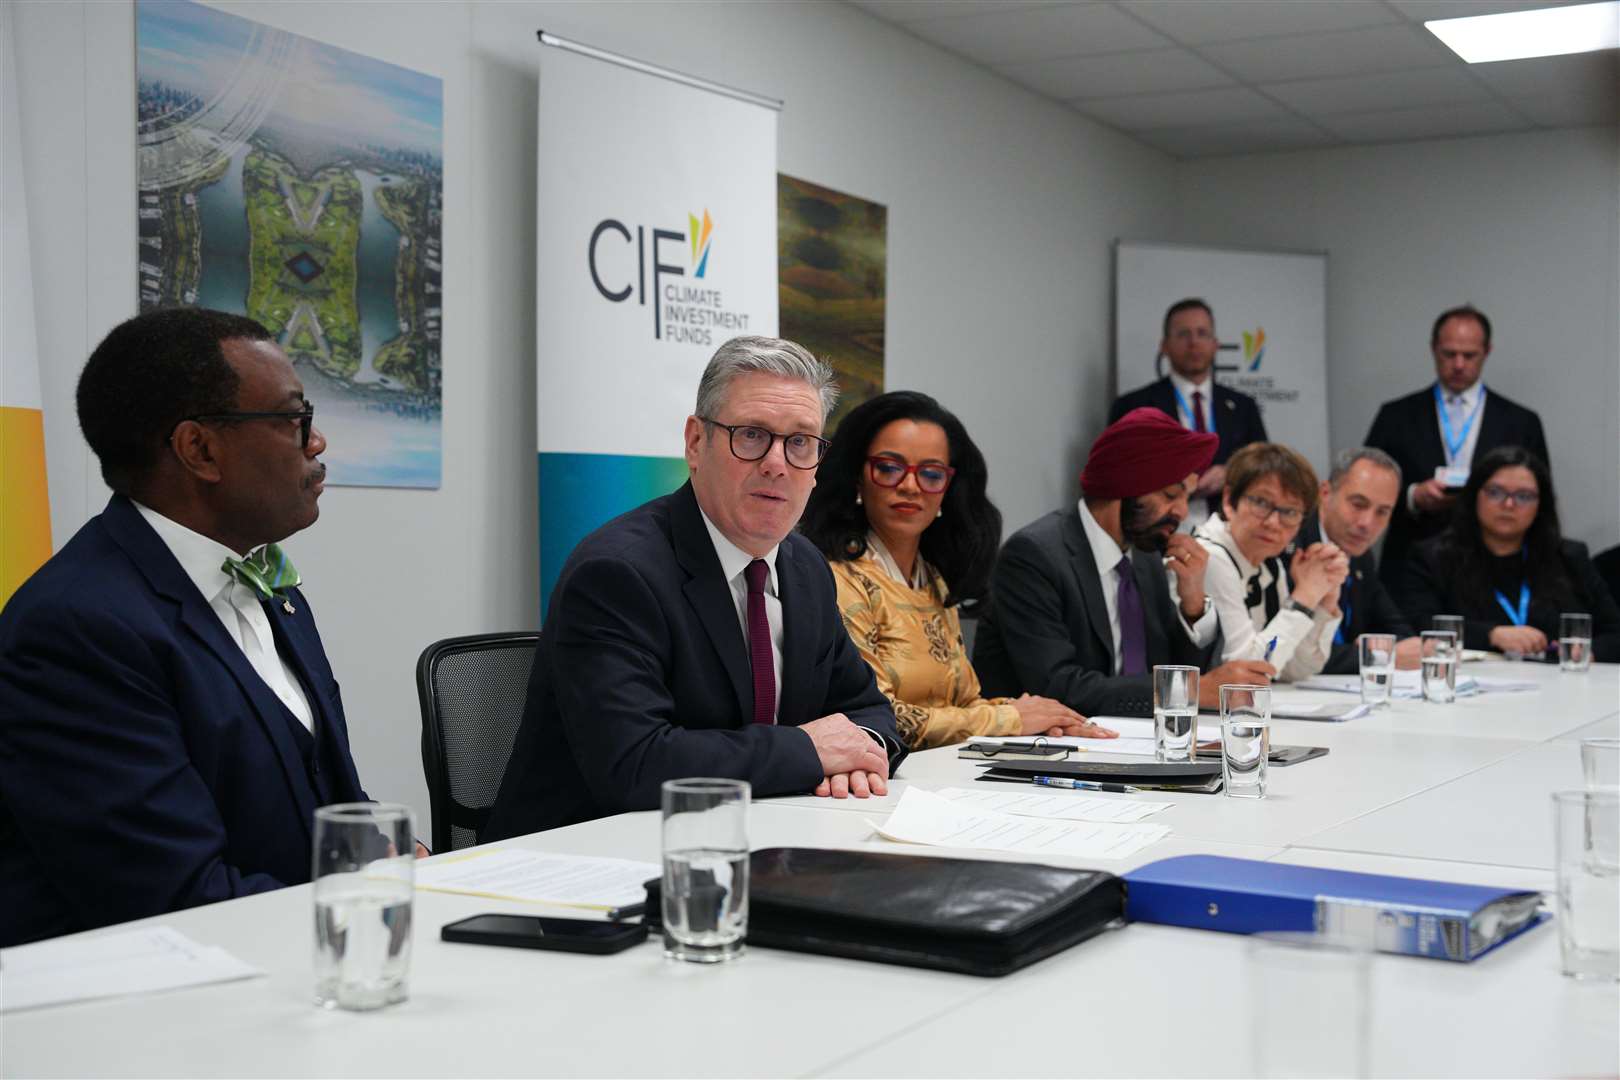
[[699, 509, 783, 723], [1078, 499, 1217, 675], [1192, 514, 1339, 683], [134, 502, 314, 731]]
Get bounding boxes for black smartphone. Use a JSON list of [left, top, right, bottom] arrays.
[[440, 913, 648, 955]]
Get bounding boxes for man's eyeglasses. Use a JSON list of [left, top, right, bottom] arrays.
[[1240, 493, 1305, 527], [699, 418, 828, 470], [867, 456, 955, 494], [1482, 484, 1539, 508], [174, 400, 316, 448]]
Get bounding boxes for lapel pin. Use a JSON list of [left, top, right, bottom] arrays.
[[282, 599, 296, 615]]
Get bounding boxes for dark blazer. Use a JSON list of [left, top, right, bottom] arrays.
[[1110, 377, 1268, 467], [972, 507, 1219, 717], [483, 483, 901, 840], [1399, 535, 1620, 662], [0, 496, 367, 947], [1296, 516, 1414, 675], [1363, 383, 1548, 584]]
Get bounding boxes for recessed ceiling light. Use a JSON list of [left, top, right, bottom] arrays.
[[1427, 1, 1619, 63]]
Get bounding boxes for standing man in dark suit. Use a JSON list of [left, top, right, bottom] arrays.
[[974, 408, 1274, 717], [1297, 447, 1419, 675], [0, 308, 387, 948], [1111, 298, 1268, 523], [1364, 305, 1549, 585], [484, 337, 903, 840]]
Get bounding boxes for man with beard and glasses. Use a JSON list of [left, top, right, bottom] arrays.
[[974, 408, 1275, 716]]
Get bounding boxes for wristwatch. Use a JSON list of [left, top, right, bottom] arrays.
[[1289, 600, 1317, 619]]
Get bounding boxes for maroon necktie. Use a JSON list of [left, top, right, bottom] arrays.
[[744, 559, 775, 725], [1192, 390, 1207, 434]]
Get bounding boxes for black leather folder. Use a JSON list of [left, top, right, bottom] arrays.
[[977, 758, 1223, 787], [643, 847, 1124, 977]]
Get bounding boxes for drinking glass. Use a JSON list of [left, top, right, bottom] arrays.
[[1561, 613, 1594, 672], [1219, 684, 1271, 799], [312, 802, 415, 1010], [1152, 665, 1199, 763], [1420, 630, 1458, 704], [1357, 633, 1396, 708], [1582, 737, 1619, 790], [661, 778, 750, 963], [1249, 931, 1372, 1077], [1553, 789, 1620, 980], [1432, 614, 1465, 643]]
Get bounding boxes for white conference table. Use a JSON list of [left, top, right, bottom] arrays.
[[4, 661, 1617, 1078]]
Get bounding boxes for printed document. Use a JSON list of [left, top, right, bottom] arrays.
[[1, 926, 261, 1013], [936, 786, 1172, 823], [415, 848, 657, 909], [873, 788, 1170, 859]]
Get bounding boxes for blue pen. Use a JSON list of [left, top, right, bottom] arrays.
[[1262, 636, 1279, 664], [1033, 775, 1140, 794]]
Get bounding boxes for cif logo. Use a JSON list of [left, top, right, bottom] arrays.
[[1242, 327, 1266, 370], [588, 209, 713, 339]]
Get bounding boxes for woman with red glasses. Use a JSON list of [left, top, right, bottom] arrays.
[[800, 392, 1116, 749], [1402, 445, 1620, 661]]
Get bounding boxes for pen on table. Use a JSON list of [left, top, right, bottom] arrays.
[[1033, 775, 1140, 794], [607, 902, 645, 922], [1262, 636, 1279, 664]]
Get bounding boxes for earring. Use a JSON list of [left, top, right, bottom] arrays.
[[855, 492, 862, 506], [936, 508, 944, 518]]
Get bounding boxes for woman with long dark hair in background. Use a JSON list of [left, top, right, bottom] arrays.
[[800, 391, 1116, 749], [1401, 445, 1620, 661]]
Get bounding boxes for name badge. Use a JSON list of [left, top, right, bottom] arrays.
[[1435, 465, 1470, 490]]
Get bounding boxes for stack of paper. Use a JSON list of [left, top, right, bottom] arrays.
[[970, 716, 1156, 757], [872, 788, 1170, 860], [936, 786, 1172, 823], [1, 926, 262, 1013], [1293, 672, 1515, 700], [415, 848, 658, 909]]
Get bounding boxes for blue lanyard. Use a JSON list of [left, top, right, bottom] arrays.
[[1434, 383, 1486, 463], [1494, 581, 1530, 626], [1333, 578, 1353, 646], [1170, 382, 1214, 436]]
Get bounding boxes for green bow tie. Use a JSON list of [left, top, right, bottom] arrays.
[[221, 544, 301, 602]]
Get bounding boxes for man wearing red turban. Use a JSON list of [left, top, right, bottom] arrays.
[[974, 409, 1275, 715]]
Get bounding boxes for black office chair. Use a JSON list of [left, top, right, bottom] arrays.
[[416, 632, 540, 853]]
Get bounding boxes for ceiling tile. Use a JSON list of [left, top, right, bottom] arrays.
[[902, 2, 1171, 64], [1002, 47, 1234, 99], [1510, 89, 1620, 126], [1074, 85, 1294, 129], [850, 0, 1064, 24], [1386, 0, 1591, 23], [1195, 23, 1458, 82], [1130, 115, 1338, 157], [1318, 100, 1533, 141], [1466, 49, 1620, 100], [1123, 0, 1400, 45], [1264, 65, 1491, 116]]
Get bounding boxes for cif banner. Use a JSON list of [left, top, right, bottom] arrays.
[[2, 5, 51, 609], [536, 41, 778, 613], [1114, 242, 1330, 473]]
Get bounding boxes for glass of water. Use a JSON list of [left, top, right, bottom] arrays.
[[1219, 684, 1271, 799], [1249, 931, 1373, 1077], [1152, 665, 1199, 763], [1432, 614, 1465, 642], [661, 778, 750, 964], [1357, 633, 1396, 708], [1420, 630, 1459, 704], [1553, 789, 1620, 981], [312, 802, 415, 1010], [1582, 738, 1619, 790], [1560, 613, 1593, 672]]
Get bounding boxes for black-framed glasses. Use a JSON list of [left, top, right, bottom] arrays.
[[868, 455, 955, 494], [1482, 484, 1539, 508], [174, 400, 315, 448], [1240, 493, 1305, 527], [699, 417, 828, 470]]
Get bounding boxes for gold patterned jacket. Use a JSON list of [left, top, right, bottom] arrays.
[[830, 551, 1020, 750]]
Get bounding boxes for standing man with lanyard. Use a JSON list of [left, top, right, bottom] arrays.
[[1111, 298, 1268, 525], [1364, 305, 1549, 586]]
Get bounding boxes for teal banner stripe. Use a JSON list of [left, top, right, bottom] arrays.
[[538, 451, 689, 618]]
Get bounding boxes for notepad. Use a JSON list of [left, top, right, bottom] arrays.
[[0, 926, 262, 1013], [415, 848, 658, 910], [872, 787, 1170, 859]]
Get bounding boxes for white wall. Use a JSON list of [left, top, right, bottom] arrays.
[[7, 0, 1174, 831], [1173, 127, 1620, 552]]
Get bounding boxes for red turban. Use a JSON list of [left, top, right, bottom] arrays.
[[1080, 407, 1218, 500]]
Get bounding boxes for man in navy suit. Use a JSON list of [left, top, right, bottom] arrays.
[[484, 337, 903, 840], [0, 308, 384, 947], [1364, 305, 1549, 585], [1110, 298, 1269, 522]]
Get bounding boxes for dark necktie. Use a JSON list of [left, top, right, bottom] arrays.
[[744, 559, 775, 725], [1115, 555, 1147, 676], [1192, 390, 1207, 434]]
